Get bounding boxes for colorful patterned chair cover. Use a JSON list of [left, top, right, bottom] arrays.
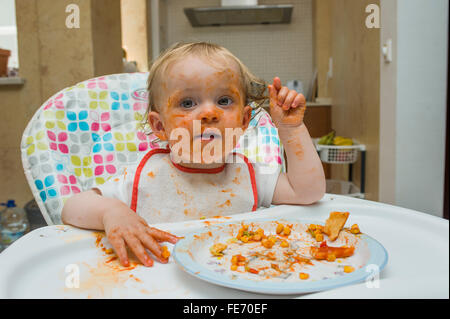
[[21, 73, 285, 225]]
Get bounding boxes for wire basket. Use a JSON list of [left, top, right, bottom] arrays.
[[326, 179, 364, 198], [314, 138, 365, 164]]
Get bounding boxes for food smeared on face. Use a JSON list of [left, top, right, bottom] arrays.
[[150, 55, 251, 166]]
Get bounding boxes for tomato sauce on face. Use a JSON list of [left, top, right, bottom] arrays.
[[149, 56, 251, 166]]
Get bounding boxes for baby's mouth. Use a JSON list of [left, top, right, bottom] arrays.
[[195, 130, 222, 142]]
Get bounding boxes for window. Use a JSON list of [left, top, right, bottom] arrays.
[[0, 0, 19, 71]]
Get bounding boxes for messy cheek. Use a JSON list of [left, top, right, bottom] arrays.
[[165, 115, 194, 143]]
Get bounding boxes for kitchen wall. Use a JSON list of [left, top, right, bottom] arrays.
[[0, 0, 123, 208], [317, 0, 381, 201], [379, 0, 397, 205], [394, 0, 448, 217], [161, 0, 314, 93], [121, 0, 150, 71]]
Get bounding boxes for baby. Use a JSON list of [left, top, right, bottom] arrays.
[[62, 42, 325, 268]]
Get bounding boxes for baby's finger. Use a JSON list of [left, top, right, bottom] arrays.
[[273, 77, 282, 91], [292, 93, 306, 109], [268, 85, 278, 104], [147, 226, 179, 244], [283, 90, 298, 110], [277, 86, 289, 106], [140, 231, 168, 264], [109, 236, 129, 267], [124, 234, 154, 267]]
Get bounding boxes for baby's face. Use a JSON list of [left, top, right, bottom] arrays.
[[149, 55, 252, 165]]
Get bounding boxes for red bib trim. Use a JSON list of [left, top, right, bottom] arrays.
[[130, 149, 258, 213]]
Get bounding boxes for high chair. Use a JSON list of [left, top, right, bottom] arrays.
[[21, 73, 285, 225]]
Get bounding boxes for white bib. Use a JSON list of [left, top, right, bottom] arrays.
[[130, 148, 258, 223]]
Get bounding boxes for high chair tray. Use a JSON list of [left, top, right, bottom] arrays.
[[0, 194, 448, 298]]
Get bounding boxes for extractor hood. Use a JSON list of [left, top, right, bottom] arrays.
[[184, 0, 293, 27]]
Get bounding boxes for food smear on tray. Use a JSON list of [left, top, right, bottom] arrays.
[[205, 212, 364, 282]]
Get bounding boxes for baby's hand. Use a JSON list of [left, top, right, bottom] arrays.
[[102, 204, 179, 267], [268, 77, 306, 128]]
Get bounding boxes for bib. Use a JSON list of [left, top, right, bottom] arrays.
[[130, 148, 258, 223]]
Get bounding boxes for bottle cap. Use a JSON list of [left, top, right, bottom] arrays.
[[1, 200, 16, 208]]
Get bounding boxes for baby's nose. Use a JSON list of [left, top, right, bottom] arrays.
[[198, 105, 220, 123]]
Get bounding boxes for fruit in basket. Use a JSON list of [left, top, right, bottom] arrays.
[[333, 136, 353, 146], [318, 130, 336, 145]]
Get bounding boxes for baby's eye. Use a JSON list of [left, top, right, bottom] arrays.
[[180, 98, 196, 108], [217, 96, 233, 106]]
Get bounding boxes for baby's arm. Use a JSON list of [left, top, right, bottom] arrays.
[[62, 189, 116, 230], [268, 77, 326, 205], [62, 189, 179, 267]]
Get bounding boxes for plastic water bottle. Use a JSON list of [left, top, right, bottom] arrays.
[[0, 200, 30, 251]]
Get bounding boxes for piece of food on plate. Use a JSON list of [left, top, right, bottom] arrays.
[[210, 243, 227, 256], [261, 236, 277, 249], [308, 224, 325, 242], [343, 266, 355, 273], [323, 211, 350, 241], [236, 224, 265, 242], [230, 254, 246, 270], [350, 224, 361, 234], [310, 242, 355, 260], [299, 272, 310, 280]]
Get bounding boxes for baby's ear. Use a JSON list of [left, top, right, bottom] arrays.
[[148, 111, 167, 141], [242, 105, 252, 130]]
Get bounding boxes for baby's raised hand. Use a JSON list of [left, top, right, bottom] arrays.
[[102, 204, 179, 267], [268, 77, 306, 128]]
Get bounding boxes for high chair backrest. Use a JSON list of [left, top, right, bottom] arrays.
[[21, 73, 285, 225]]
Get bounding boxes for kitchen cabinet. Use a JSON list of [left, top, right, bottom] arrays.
[[263, 102, 332, 178], [304, 103, 331, 178]]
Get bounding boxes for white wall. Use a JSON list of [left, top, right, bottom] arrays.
[[162, 0, 314, 92], [379, 0, 397, 205], [395, 0, 448, 217]]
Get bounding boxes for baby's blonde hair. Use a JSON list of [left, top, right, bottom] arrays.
[[144, 42, 267, 127]]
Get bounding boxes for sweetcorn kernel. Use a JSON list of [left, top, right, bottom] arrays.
[[161, 246, 171, 259], [104, 248, 114, 255], [240, 236, 249, 243], [261, 238, 274, 249], [350, 224, 360, 234], [253, 234, 262, 241], [280, 240, 289, 248], [299, 273, 309, 280], [230, 264, 238, 271], [343, 266, 355, 273], [315, 233, 324, 242], [276, 224, 284, 234], [283, 226, 291, 236]]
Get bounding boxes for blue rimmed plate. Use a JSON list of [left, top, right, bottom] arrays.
[[173, 218, 388, 295]]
